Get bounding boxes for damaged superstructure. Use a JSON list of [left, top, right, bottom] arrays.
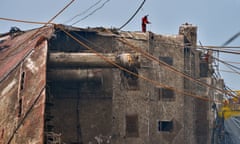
[[0, 24, 224, 144]]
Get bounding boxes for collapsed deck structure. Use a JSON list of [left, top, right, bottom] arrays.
[[0, 24, 224, 144]]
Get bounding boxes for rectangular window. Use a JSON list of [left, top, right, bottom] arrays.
[[127, 79, 139, 90], [158, 121, 173, 132], [20, 71, 25, 90], [184, 47, 190, 53], [18, 71, 25, 117], [158, 88, 175, 101], [126, 115, 139, 137], [200, 62, 208, 77], [159, 56, 173, 65], [18, 98, 22, 117]]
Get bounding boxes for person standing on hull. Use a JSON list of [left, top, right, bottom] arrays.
[[142, 15, 151, 32]]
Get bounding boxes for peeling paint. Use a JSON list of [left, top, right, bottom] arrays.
[[0, 26, 51, 144], [26, 57, 38, 74], [1, 79, 16, 96]]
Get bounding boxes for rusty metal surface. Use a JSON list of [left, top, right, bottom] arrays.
[[0, 26, 53, 82], [0, 27, 52, 144], [0, 67, 20, 144]]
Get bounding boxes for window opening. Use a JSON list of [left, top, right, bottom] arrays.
[[20, 72, 25, 90], [126, 115, 139, 137], [159, 56, 173, 65], [18, 71, 25, 117], [18, 98, 22, 117], [158, 121, 173, 132], [158, 88, 175, 101]]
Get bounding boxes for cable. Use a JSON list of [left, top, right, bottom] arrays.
[[222, 32, 240, 46], [215, 59, 240, 76], [118, 0, 146, 30], [202, 45, 240, 49], [117, 37, 237, 99], [0, 17, 53, 25], [56, 24, 222, 103], [48, 0, 76, 23], [224, 61, 240, 65], [72, 0, 110, 25], [213, 56, 240, 72], [219, 69, 240, 75], [197, 47, 240, 55], [212, 56, 240, 95], [199, 41, 223, 79], [65, 0, 103, 24]]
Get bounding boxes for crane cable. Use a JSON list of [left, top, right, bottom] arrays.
[[65, 0, 103, 24], [48, 0, 75, 23], [118, 0, 146, 30], [213, 56, 240, 76], [197, 47, 240, 55], [72, 0, 110, 25], [0, 17, 52, 25], [213, 56, 240, 71], [202, 45, 240, 49], [220, 69, 240, 75], [55, 24, 222, 103], [117, 37, 237, 99], [223, 61, 240, 65], [1, 0, 75, 26]]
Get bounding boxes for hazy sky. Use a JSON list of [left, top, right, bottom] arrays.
[[1, 0, 240, 90]]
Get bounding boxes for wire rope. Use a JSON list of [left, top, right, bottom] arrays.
[[118, 0, 146, 30], [72, 0, 110, 25], [0, 17, 52, 25], [65, 0, 103, 24]]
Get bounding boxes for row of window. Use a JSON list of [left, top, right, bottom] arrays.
[[126, 115, 173, 137], [159, 56, 209, 77], [125, 56, 175, 136]]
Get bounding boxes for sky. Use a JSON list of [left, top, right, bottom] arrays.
[[1, 0, 240, 90]]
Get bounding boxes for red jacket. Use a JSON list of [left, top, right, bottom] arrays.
[[142, 16, 150, 25]]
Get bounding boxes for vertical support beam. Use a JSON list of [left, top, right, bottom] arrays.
[[179, 23, 199, 144]]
